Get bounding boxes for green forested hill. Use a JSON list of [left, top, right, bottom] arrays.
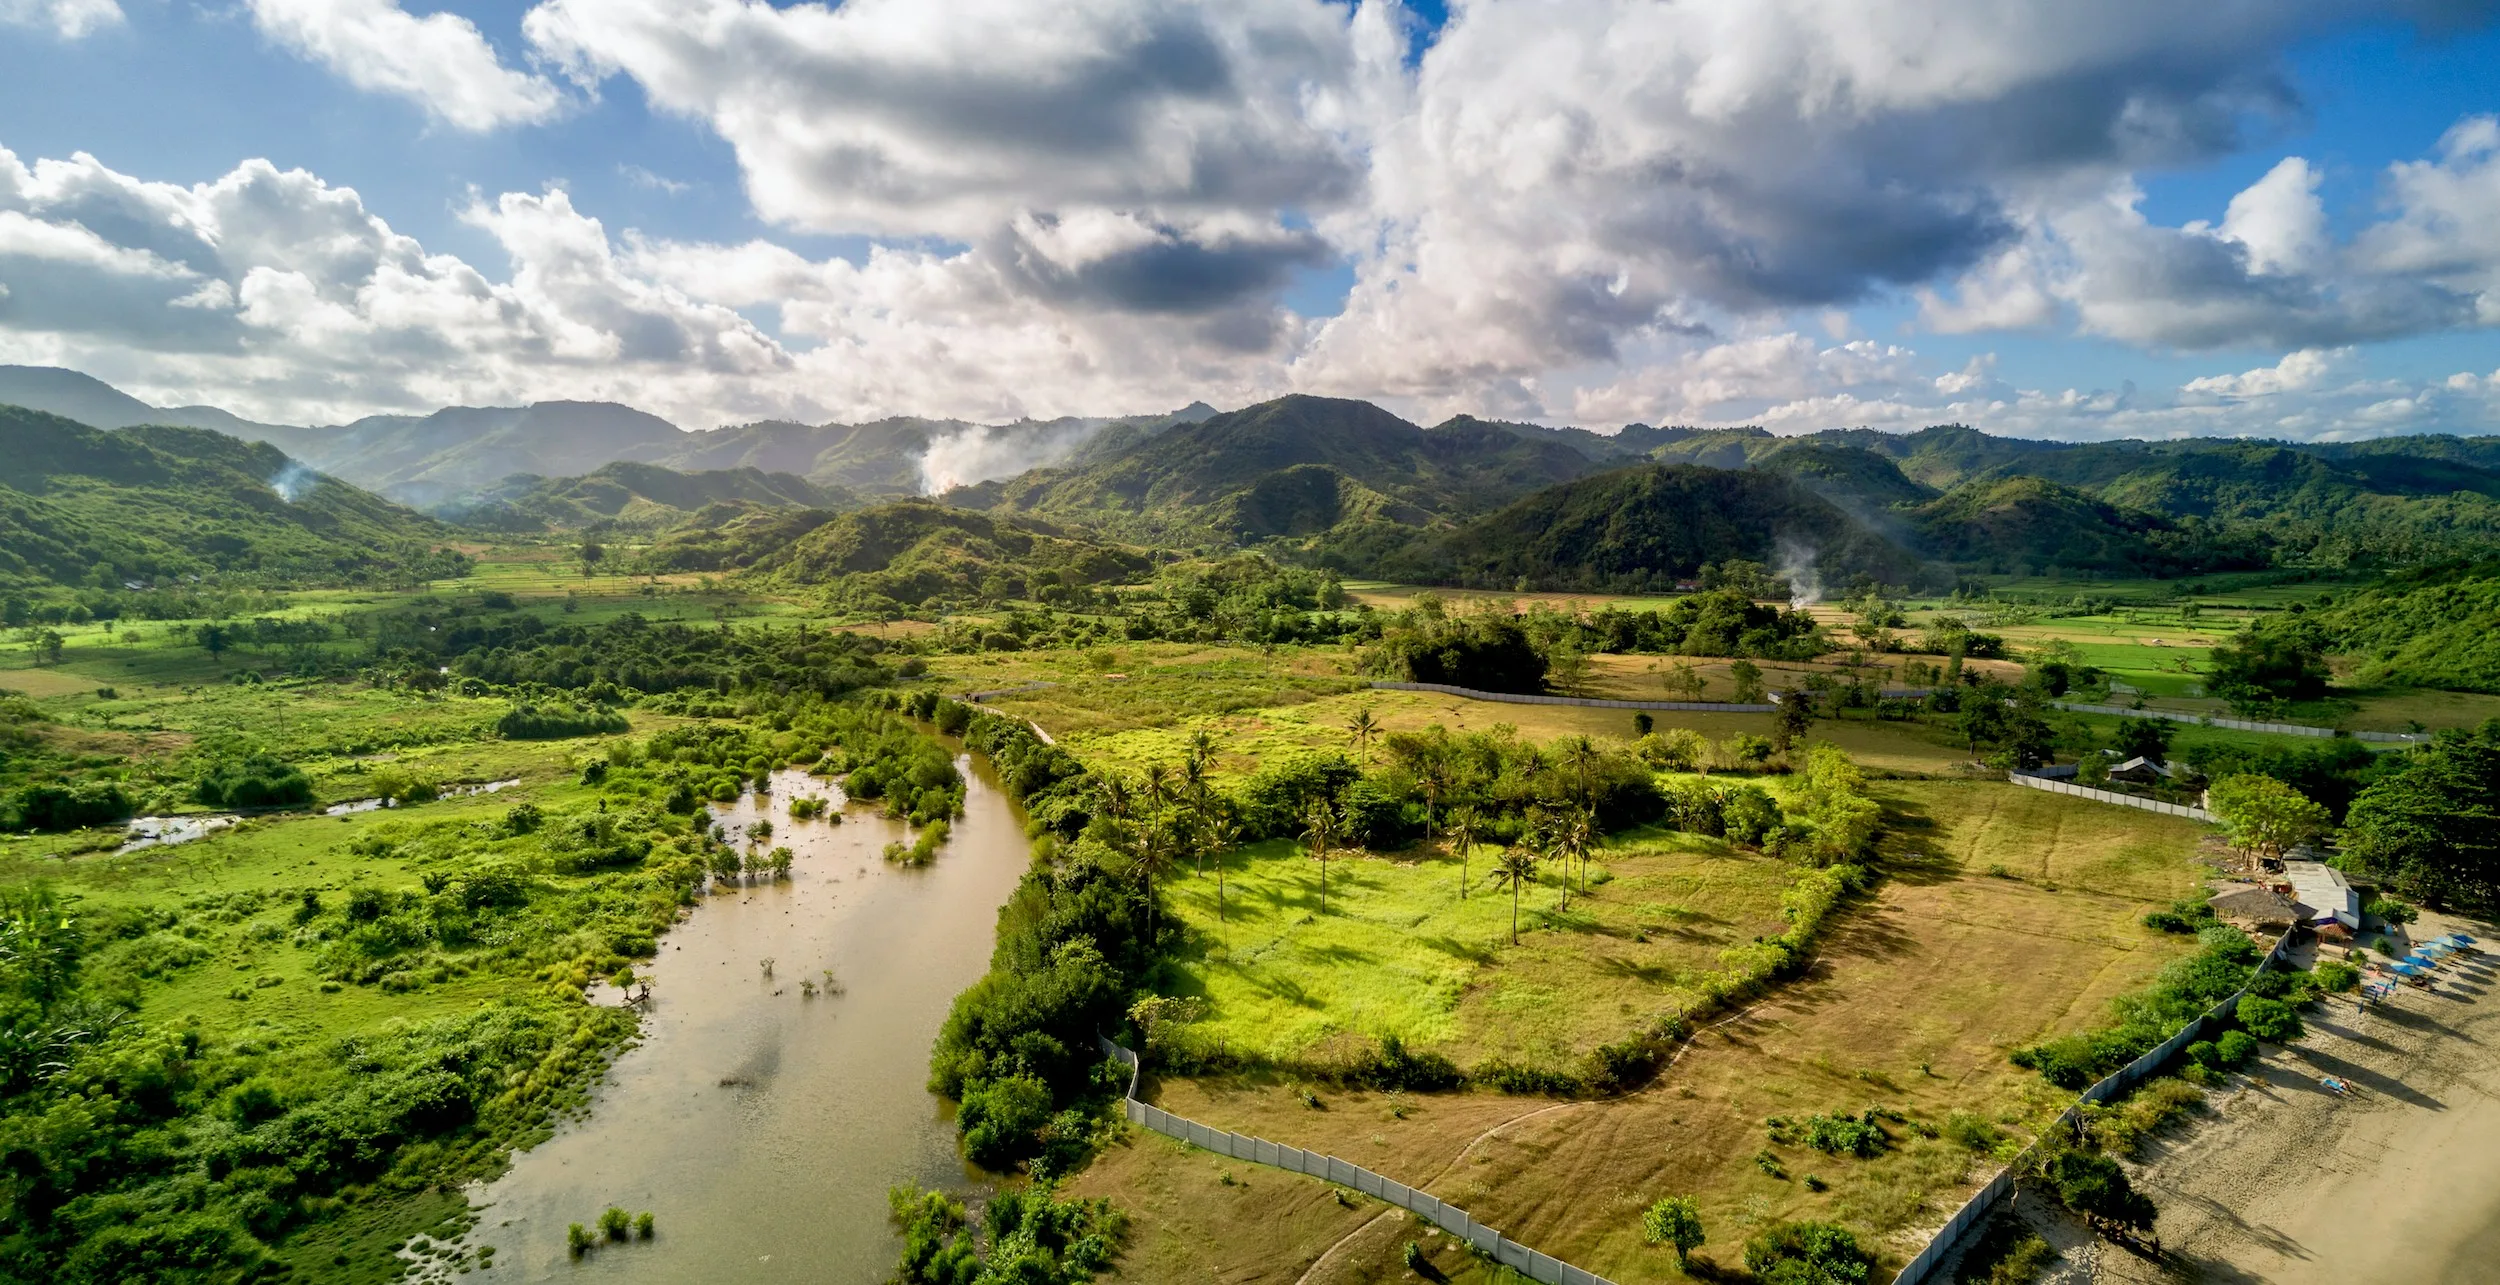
[[2315, 562, 2500, 693], [1906, 476, 2270, 576], [1375, 463, 1927, 591], [976, 395, 1616, 540], [435, 461, 860, 533], [0, 406, 464, 589], [660, 500, 1153, 609]]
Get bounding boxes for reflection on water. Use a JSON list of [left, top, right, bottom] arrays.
[[117, 814, 238, 852], [326, 778, 525, 816], [470, 757, 1027, 1282]]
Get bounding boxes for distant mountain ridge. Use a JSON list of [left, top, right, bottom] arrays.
[[0, 366, 1217, 509], [434, 461, 864, 534], [0, 404, 458, 590]]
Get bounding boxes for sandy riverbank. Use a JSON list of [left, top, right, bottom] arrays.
[[2096, 918, 2500, 1284]]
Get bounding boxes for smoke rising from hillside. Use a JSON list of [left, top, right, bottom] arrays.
[[1776, 537, 1822, 609], [917, 421, 1106, 495], [270, 461, 317, 502]]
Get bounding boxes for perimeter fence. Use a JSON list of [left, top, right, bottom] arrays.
[[1097, 1037, 1618, 1285], [1887, 928, 2294, 1284], [2007, 772, 2216, 822]]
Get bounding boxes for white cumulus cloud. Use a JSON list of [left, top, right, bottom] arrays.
[[0, 0, 121, 39], [249, 0, 566, 131]]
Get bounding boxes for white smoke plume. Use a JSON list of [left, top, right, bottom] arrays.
[[916, 422, 1108, 495], [1776, 537, 1823, 610], [270, 461, 318, 502]]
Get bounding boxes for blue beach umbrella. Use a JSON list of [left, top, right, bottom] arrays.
[[2391, 963, 2428, 976]]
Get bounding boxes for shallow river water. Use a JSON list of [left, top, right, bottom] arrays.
[[470, 755, 1029, 1282]]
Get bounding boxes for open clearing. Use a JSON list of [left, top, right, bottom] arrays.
[[1156, 828, 1803, 1069], [1070, 778, 2211, 1284]]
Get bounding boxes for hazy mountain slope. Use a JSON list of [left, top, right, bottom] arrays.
[[433, 461, 861, 533], [720, 500, 1151, 607], [1377, 463, 1927, 592], [1906, 476, 2269, 576], [0, 406, 458, 588], [1756, 443, 1937, 510], [980, 395, 1617, 540]]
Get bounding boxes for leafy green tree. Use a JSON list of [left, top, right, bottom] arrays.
[[2207, 774, 2332, 864], [2114, 718, 2174, 762], [2207, 618, 2331, 708], [1771, 690, 1813, 754], [2340, 721, 2500, 909], [32, 630, 62, 666], [1729, 659, 1766, 704], [1642, 1195, 1706, 1268]]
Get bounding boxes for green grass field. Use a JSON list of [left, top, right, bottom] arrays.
[[1153, 826, 1804, 1069]]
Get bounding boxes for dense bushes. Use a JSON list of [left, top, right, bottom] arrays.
[[497, 702, 630, 740], [193, 753, 313, 810], [1, 781, 133, 832], [1365, 611, 1550, 693], [1743, 1221, 1873, 1285], [888, 1183, 1124, 1285]]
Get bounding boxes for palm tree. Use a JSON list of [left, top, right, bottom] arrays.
[[1179, 753, 1213, 873], [1562, 734, 1601, 810], [1346, 708, 1381, 763], [1558, 804, 1597, 896], [1447, 805, 1482, 902], [1097, 773, 1132, 826], [1523, 806, 1566, 911], [1208, 815, 1243, 935], [1487, 850, 1541, 945], [1141, 761, 1173, 812], [1302, 799, 1341, 915], [1133, 809, 1180, 947]]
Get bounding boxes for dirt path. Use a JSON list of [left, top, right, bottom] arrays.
[[2101, 922, 2500, 1284]]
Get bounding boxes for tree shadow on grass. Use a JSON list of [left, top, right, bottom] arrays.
[[1419, 935, 1496, 966]]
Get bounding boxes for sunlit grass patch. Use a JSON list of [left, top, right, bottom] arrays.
[[1154, 827, 1802, 1072]]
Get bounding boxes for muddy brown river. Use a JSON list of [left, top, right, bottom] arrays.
[[470, 754, 1029, 1281]]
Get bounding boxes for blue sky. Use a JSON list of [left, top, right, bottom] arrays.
[[0, 0, 2494, 437]]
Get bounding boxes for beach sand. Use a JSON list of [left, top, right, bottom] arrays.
[[2098, 919, 2500, 1284]]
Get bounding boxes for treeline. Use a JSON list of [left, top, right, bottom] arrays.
[[375, 604, 896, 700], [2312, 561, 2500, 694]]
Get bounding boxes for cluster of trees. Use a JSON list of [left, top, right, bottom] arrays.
[[496, 701, 631, 741], [2338, 719, 2500, 911], [0, 874, 641, 1281], [888, 1184, 1124, 1285], [2205, 616, 2333, 712], [352, 597, 897, 704]]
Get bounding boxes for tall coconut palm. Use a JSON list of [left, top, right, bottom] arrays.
[[1302, 799, 1341, 915], [1133, 808, 1180, 947], [1346, 708, 1381, 763], [1446, 805, 1482, 902], [1208, 815, 1243, 935], [1522, 806, 1565, 911], [1562, 734, 1602, 811], [1097, 773, 1133, 827], [1558, 803, 1597, 896], [1179, 753, 1213, 873], [1487, 850, 1541, 945]]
